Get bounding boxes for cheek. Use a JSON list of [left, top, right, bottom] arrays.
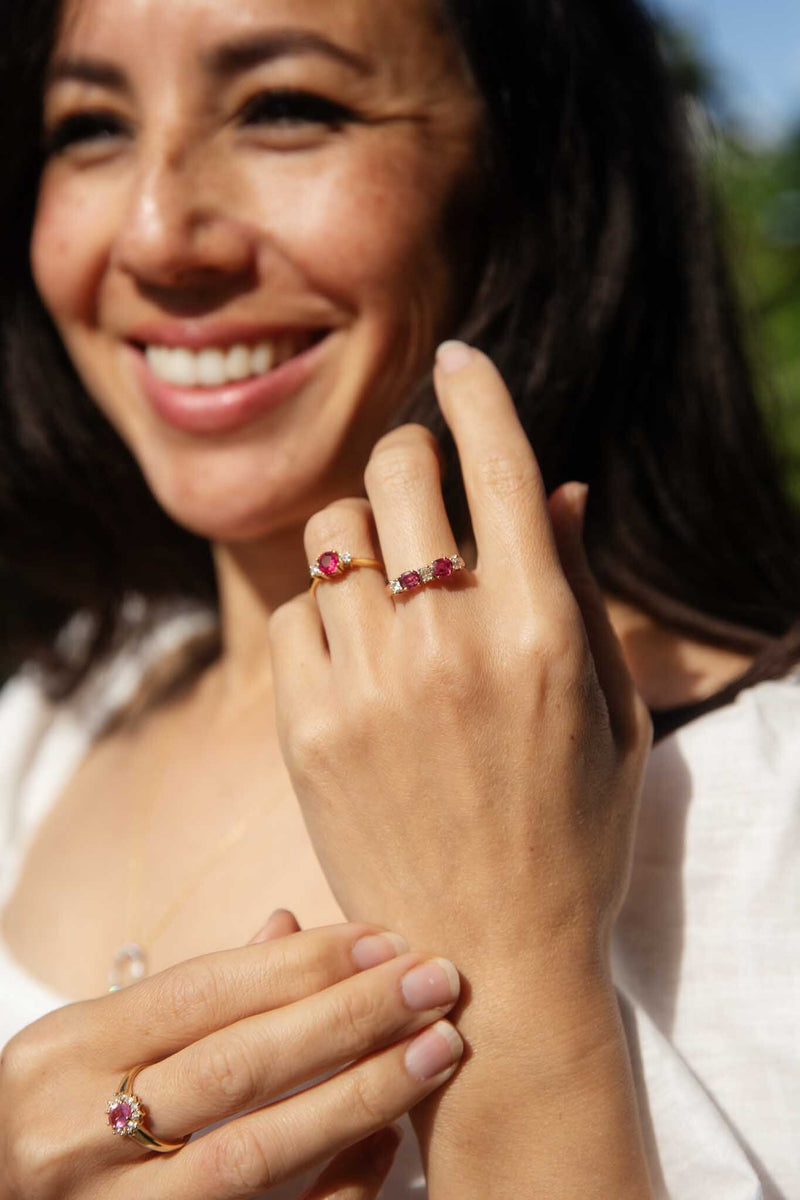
[[244, 140, 456, 319], [31, 172, 118, 321]]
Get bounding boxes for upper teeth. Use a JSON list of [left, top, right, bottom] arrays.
[[144, 338, 304, 387]]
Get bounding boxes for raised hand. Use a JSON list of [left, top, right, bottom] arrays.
[[271, 342, 652, 976], [0, 923, 462, 1200]]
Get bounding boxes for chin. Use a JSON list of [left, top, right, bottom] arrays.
[[139, 445, 338, 545]]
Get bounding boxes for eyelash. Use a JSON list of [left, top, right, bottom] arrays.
[[44, 89, 357, 156], [239, 89, 357, 129], [43, 111, 128, 156]]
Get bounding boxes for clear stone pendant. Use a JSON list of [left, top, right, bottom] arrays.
[[108, 943, 148, 992]]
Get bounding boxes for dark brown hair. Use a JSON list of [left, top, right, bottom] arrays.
[[2, 0, 799, 725]]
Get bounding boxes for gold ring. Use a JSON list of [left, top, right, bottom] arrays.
[[387, 554, 466, 597], [106, 1063, 190, 1153], [309, 550, 385, 595]]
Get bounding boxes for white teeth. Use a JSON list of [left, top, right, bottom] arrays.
[[196, 348, 227, 387], [251, 343, 274, 375], [144, 337, 306, 387], [170, 348, 198, 387], [226, 344, 252, 381]]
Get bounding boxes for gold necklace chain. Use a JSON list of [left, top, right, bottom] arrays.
[[109, 787, 266, 992]]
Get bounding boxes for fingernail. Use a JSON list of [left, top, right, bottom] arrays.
[[352, 932, 409, 970], [436, 340, 474, 374], [405, 1020, 464, 1081], [401, 958, 460, 1011]]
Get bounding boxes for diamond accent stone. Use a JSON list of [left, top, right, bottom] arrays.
[[390, 580, 403, 595], [340, 552, 353, 567]]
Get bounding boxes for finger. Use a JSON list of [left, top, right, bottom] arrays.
[[249, 909, 303, 944], [100, 924, 406, 1065], [302, 498, 389, 664], [433, 342, 564, 589], [299, 1126, 403, 1200], [362, 425, 460, 589], [548, 482, 640, 745], [156, 1022, 463, 1200], [139, 954, 460, 1138]]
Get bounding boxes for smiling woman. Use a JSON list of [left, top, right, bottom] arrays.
[[0, 0, 799, 1198]]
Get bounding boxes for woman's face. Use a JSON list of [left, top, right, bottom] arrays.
[[33, 0, 481, 540]]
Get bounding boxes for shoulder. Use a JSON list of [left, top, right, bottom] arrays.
[[648, 666, 800, 800], [617, 671, 800, 1197], [0, 603, 216, 839]]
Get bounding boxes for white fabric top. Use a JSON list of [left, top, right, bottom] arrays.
[[1, 624, 798, 1198]]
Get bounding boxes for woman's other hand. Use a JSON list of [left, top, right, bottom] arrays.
[[0, 922, 461, 1199]]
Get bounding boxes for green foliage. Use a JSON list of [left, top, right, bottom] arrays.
[[654, 8, 800, 500], [712, 127, 800, 501]]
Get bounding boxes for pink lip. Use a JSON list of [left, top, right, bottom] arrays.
[[128, 319, 327, 351], [127, 334, 331, 435]]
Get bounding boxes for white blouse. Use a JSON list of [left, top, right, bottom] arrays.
[[1, 622, 798, 1198]]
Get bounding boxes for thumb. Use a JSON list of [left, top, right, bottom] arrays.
[[248, 908, 302, 945], [300, 1126, 403, 1200], [548, 482, 639, 745]]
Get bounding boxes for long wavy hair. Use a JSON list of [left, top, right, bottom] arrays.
[[2, 0, 799, 726]]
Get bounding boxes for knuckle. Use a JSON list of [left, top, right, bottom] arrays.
[[329, 982, 385, 1047], [372, 423, 439, 459], [0, 1015, 60, 1088], [151, 959, 221, 1030], [340, 1066, 388, 1130], [304, 499, 371, 550], [194, 1033, 258, 1109], [475, 452, 535, 499], [287, 712, 337, 776], [365, 434, 440, 493], [208, 1124, 277, 1197]]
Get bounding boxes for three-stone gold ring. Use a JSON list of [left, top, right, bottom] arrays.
[[309, 550, 385, 595], [387, 554, 466, 597]]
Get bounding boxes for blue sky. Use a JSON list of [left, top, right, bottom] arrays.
[[653, 0, 800, 139]]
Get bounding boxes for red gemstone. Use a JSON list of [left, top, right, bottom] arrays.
[[399, 571, 422, 590], [109, 1102, 132, 1131], [432, 558, 454, 579], [318, 552, 340, 577]]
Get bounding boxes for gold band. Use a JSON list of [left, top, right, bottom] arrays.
[[309, 550, 385, 595], [107, 1063, 191, 1154]]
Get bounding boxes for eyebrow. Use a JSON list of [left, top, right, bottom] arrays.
[[204, 30, 373, 79], [46, 29, 373, 93]]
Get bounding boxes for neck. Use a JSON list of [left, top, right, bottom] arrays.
[[210, 526, 310, 706]]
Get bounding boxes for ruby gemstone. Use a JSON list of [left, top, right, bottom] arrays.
[[318, 552, 340, 577], [109, 1102, 132, 1131], [432, 558, 454, 579], [399, 571, 422, 590]]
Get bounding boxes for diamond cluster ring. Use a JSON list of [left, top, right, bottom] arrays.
[[106, 1064, 190, 1154], [387, 554, 466, 597]]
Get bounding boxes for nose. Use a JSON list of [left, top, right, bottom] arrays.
[[111, 144, 256, 292]]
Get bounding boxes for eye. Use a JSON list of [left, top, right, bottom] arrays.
[[43, 111, 129, 156], [239, 89, 357, 130]]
